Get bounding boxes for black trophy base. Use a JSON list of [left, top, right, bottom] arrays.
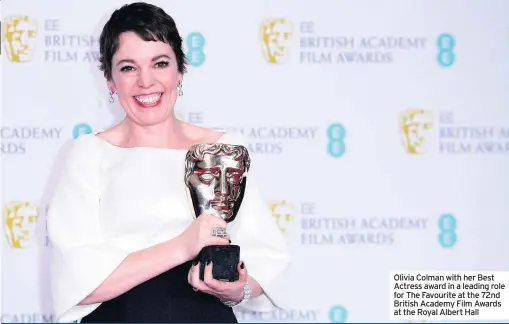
[[197, 244, 240, 282]]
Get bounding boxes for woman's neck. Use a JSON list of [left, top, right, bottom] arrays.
[[121, 117, 189, 149]]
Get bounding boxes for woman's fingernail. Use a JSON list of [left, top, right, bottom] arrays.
[[240, 262, 245, 269], [229, 240, 231, 243], [193, 260, 198, 266], [206, 260, 211, 265]]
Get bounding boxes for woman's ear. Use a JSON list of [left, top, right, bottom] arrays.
[[107, 79, 116, 93]]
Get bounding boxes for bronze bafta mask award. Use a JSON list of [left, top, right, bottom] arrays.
[[184, 143, 251, 282]]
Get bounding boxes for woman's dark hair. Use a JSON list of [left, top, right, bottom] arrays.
[[99, 2, 188, 80]]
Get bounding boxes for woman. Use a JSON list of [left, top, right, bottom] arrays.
[[47, 2, 290, 323]]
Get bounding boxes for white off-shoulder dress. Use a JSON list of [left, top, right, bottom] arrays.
[[46, 131, 291, 323]]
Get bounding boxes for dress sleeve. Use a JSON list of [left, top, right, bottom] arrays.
[[47, 135, 129, 323], [224, 133, 292, 312]]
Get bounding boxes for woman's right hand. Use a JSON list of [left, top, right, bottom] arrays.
[[178, 213, 231, 260]]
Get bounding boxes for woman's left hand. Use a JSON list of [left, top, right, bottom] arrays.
[[188, 260, 248, 302]]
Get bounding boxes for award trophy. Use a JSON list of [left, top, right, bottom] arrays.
[[184, 143, 251, 282]]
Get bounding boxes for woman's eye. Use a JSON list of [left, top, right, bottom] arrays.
[[120, 66, 134, 72], [155, 61, 169, 68]]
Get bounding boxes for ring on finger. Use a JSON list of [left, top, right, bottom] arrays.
[[211, 227, 227, 238]]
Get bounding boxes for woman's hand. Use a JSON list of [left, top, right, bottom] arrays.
[[188, 261, 248, 303], [178, 213, 231, 260]]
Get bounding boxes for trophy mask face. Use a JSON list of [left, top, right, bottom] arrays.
[[185, 144, 250, 222]]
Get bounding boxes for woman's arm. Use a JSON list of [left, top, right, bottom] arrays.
[[246, 275, 263, 299], [78, 211, 231, 305], [213, 132, 292, 311], [79, 235, 188, 305]]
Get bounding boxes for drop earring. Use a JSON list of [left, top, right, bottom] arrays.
[[109, 88, 115, 103], [178, 81, 183, 96]]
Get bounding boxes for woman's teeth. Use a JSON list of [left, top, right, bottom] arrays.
[[134, 93, 162, 105]]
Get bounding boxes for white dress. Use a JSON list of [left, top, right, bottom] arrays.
[[47, 131, 291, 323]]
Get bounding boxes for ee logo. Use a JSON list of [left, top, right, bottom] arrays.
[[436, 33, 455, 67], [186, 32, 205, 67], [327, 123, 346, 158], [438, 213, 457, 248], [72, 123, 93, 139], [329, 305, 347, 323]]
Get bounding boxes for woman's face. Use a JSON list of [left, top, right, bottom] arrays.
[[108, 31, 182, 127]]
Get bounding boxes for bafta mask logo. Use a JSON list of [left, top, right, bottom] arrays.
[[260, 18, 294, 64], [269, 200, 295, 233], [184, 143, 251, 222], [399, 109, 434, 154], [3, 201, 39, 248], [2, 16, 38, 63]]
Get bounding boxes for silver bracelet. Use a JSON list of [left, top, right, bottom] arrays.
[[221, 282, 251, 307]]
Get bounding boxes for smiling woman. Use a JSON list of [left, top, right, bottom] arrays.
[[46, 1, 291, 323], [101, 11, 184, 128]]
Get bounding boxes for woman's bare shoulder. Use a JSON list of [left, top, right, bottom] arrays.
[[94, 125, 123, 145], [182, 122, 225, 144]]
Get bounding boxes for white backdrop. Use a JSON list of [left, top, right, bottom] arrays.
[[2, 0, 509, 322]]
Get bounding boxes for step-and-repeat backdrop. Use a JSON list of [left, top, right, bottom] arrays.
[[2, 0, 509, 322]]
